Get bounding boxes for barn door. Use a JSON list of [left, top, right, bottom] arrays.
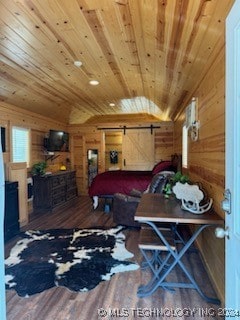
[[122, 129, 154, 170]]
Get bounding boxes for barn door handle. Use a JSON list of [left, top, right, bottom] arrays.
[[124, 159, 126, 166]]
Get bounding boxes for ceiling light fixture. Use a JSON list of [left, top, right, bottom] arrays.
[[74, 60, 83, 67], [89, 80, 99, 86], [109, 103, 115, 107]]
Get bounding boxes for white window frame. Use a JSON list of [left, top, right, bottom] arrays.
[[182, 124, 188, 168], [11, 126, 30, 167]]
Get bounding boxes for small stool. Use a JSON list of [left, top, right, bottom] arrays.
[[138, 227, 176, 295], [139, 227, 176, 271]]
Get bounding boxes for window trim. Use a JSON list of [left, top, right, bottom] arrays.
[[182, 124, 188, 169], [11, 125, 31, 168]]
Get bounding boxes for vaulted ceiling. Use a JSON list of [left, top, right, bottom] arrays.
[[0, 0, 234, 124]]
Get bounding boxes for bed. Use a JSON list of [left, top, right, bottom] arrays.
[[88, 159, 178, 209]]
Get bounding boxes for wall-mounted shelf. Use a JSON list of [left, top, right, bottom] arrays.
[[45, 154, 60, 162], [43, 151, 60, 162]]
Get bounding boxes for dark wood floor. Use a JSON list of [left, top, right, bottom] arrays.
[[5, 196, 222, 320]]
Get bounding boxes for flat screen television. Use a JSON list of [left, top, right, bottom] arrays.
[[46, 130, 69, 152]]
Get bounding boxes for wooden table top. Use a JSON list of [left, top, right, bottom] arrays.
[[135, 193, 224, 225]]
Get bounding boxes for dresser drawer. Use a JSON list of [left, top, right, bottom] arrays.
[[66, 173, 76, 187], [52, 194, 66, 207], [51, 176, 66, 188], [33, 171, 77, 212], [66, 180, 76, 191], [66, 171, 76, 181], [52, 186, 65, 197], [66, 188, 77, 200]]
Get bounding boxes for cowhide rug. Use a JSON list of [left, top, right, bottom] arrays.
[[5, 226, 139, 297]]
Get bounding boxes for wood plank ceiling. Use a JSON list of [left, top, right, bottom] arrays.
[[0, 0, 234, 124]]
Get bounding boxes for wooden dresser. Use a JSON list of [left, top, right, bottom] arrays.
[[33, 170, 78, 212]]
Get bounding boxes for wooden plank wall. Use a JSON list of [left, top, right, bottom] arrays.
[[0, 101, 175, 219], [154, 123, 174, 164], [173, 39, 226, 303], [0, 102, 174, 199], [69, 122, 174, 195], [103, 124, 174, 171], [0, 101, 69, 217], [68, 126, 104, 196], [0, 102, 68, 177], [104, 125, 175, 172]]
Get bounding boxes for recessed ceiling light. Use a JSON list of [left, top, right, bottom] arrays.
[[109, 103, 115, 107], [74, 60, 83, 67], [89, 80, 99, 86]]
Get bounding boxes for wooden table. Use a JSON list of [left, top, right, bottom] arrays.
[[135, 193, 224, 304]]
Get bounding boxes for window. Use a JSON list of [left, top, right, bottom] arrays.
[[182, 124, 188, 168], [12, 126, 30, 167]]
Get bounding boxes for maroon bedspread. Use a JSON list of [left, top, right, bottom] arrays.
[[88, 170, 152, 197]]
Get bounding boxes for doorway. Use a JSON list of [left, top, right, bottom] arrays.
[[87, 149, 98, 186]]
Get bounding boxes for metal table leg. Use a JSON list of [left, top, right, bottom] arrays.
[[137, 221, 221, 304]]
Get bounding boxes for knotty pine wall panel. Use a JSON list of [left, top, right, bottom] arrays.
[[72, 135, 85, 196], [154, 123, 174, 163], [69, 122, 174, 195], [0, 102, 68, 179], [68, 126, 104, 196], [173, 41, 226, 303], [0, 101, 175, 201]]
